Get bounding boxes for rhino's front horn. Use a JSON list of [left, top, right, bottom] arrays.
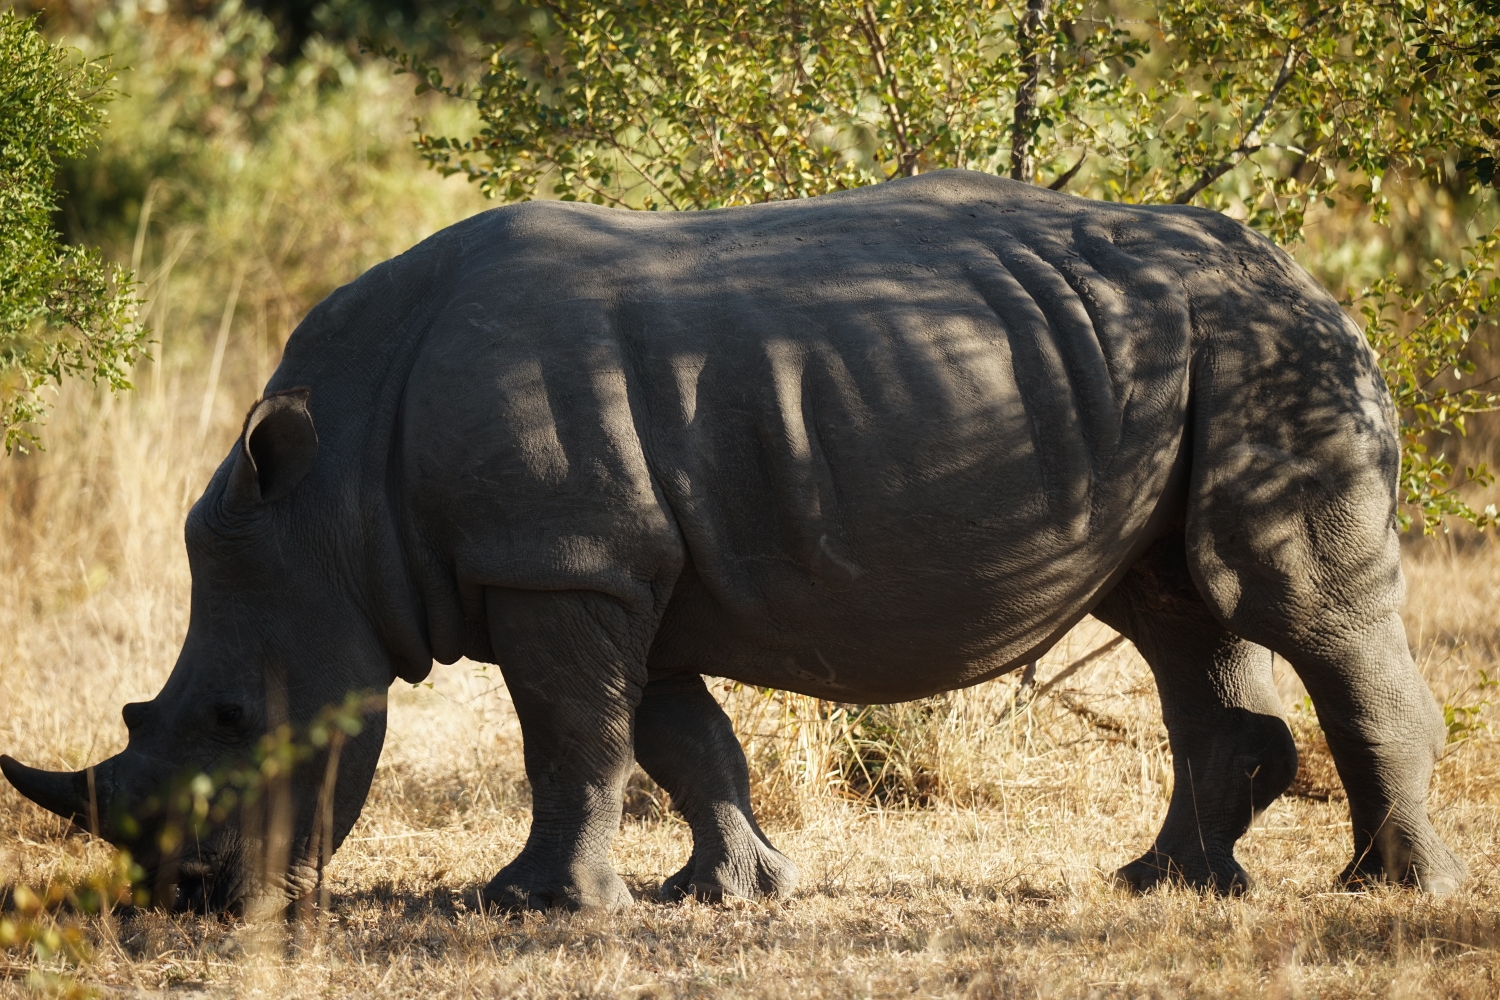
[[0, 755, 94, 828]]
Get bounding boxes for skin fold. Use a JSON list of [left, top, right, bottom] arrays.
[[2, 171, 1464, 913]]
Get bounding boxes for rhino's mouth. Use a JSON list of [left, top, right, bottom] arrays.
[[170, 857, 231, 914], [143, 849, 320, 917], [138, 852, 243, 915]]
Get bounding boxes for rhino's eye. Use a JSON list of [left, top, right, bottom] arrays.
[[214, 704, 244, 728]]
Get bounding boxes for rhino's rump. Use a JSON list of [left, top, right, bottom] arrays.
[[403, 174, 1202, 696]]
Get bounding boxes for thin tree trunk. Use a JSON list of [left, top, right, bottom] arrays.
[[1010, 0, 1051, 183]]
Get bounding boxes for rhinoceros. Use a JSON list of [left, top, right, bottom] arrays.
[[2, 171, 1465, 914]]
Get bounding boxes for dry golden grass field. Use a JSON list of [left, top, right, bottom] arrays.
[[1, 376, 1499, 1000], [4, 8, 1500, 989]]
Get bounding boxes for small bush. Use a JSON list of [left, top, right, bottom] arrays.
[[0, 11, 145, 451]]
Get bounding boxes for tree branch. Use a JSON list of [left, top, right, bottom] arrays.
[[996, 635, 1129, 722], [697, 90, 797, 197], [1048, 150, 1086, 190], [856, 2, 917, 177], [1171, 19, 1311, 205], [606, 135, 685, 211], [1010, 0, 1051, 183]]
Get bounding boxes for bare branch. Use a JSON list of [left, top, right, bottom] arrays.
[[996, 635, 1130, 723], [1172, 147, 1262, 206], [856, 2, 917, 177], [1048, 151, 1086, 190], [1171, 11, 1325, 205]]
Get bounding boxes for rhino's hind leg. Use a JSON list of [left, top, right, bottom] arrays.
[[1186, 408, 1465, 893], [480, 588, 648, 912], [634, 672, 798, 902], [1307, 617, 1466, 894], [1093, 535, 1298, 895]]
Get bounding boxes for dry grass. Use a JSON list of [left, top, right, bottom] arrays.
[[1, 378, 1499, 999], [4, 6, 1500, 987]]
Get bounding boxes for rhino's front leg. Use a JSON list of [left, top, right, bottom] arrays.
[[634, 672, 798, 901], [480, 588, 649, 912]]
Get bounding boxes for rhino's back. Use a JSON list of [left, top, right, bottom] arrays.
[[400, 172, 1241, 696]]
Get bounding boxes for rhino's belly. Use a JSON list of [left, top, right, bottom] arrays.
[[647, 506, 1144, 702], [705, 610, 1090, 704]]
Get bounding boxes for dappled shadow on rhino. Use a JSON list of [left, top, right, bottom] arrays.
[[2, 171, 1464, 915]]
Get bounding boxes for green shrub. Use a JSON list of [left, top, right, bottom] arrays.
[[42, 0, 487, 425], [402, 0, 1500, 532], [0, 11, 145, 452]]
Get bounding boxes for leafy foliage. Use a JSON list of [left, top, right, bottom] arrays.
[[1, 852, 137, 998], [1113, 1, 1500, 237], [1443, 667, 1499, 742], [389, 0, 1147, 206], [1357, 230, 1500, 532], [0, 12, 145, 452], [396, 0, 1500, 530]]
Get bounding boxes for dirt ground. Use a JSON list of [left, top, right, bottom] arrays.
[[2, 387, 1499, 999]]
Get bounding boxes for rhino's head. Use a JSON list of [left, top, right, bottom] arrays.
[[2, 389, 394, 917]]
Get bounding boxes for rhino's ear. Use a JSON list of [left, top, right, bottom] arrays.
[[227, 388, 319, 507]]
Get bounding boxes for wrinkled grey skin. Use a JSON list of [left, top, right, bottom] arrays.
[[2, 171, 1465, 914]]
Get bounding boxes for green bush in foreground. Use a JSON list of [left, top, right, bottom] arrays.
[[0, 11, 145, 452]]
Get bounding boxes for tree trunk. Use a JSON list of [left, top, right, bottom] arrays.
[[1010, 0, 1051, 184]]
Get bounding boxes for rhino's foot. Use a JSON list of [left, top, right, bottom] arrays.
[[1338, 821, 1466, 896], [659, 840, 799, 903], [481, 859, 634, 913], [1113, 845, 1249, 896]]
